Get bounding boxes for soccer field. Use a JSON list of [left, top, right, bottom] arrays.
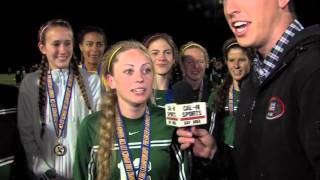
[[0, 74, 16, 86]]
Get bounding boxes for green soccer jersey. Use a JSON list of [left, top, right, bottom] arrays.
[[73, 106, 182, 180], [208, 89, 240, 147]]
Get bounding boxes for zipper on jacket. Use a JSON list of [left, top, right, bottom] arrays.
[[249, 98, 256, 124]]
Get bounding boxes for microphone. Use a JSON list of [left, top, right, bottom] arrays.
[[166, 81, 207, 128], [172, 81, 194, 104], [169, 81, 207, 180]]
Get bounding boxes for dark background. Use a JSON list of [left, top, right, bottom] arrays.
[[2, 0, 319, 73]]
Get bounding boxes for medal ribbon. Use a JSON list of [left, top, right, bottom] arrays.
[[165, 84, 173, 103], [228, 84, 234, 115], [47, 69, 74, 138], [197, 79, 204, 102], [115, 105, 151, 180]]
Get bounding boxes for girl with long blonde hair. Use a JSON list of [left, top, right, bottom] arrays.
[[74, 40, 188, 180]]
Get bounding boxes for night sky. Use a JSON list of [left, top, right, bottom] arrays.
[[2, 0, 318, 73]]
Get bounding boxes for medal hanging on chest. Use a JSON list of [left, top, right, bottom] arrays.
[[54, 143, 67, 156], [115, 105, 151, 180], [47, 69, 74, 156]]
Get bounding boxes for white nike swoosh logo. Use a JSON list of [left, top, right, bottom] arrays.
[[128, 131, 140, 136], [156, 97, 162, 100]]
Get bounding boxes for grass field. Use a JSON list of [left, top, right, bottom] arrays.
[[0, 74, 17, 86]]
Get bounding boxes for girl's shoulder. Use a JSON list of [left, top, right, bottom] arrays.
[[81, 111, 101, 128], [19, 71, 40, 92]]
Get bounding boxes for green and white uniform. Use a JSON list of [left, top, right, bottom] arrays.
[[73, 106, 188, 180], [208, 89, 240, 147]]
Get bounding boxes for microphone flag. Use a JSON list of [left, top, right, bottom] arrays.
[[165, 102, 207, 127]]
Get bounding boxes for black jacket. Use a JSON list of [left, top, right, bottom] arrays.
[[235, 25, 320, 180]]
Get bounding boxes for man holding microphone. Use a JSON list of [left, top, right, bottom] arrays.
[[177, 0, 320, 179]]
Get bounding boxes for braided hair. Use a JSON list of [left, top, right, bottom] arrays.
[[97, 40, 152, 180], [37, 19, 92, 137]]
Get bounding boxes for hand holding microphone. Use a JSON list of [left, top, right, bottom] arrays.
[[168, 81, 217, 159], [176, 127, 217, 159]]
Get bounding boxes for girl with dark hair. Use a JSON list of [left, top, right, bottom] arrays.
[[210, 38, 252, 142], [78, 25, 106, 74], [206, 37, 252, 180], [17, 19, 101, 179]]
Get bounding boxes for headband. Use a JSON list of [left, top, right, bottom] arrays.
[[39, 24, 50, 42], [181, 43, 203, 53], [107, 46, 122, 73], [225, 42, 239, 51]]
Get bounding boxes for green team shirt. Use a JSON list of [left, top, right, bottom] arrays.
[[154, 89, 169, 109], [73, 106, 177, 180], [208, 89, 240, 147]]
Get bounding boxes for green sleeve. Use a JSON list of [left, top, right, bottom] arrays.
[[73, 113, 98, 180]]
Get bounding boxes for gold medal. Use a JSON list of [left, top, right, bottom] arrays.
[[54, 144, 66, 156]]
